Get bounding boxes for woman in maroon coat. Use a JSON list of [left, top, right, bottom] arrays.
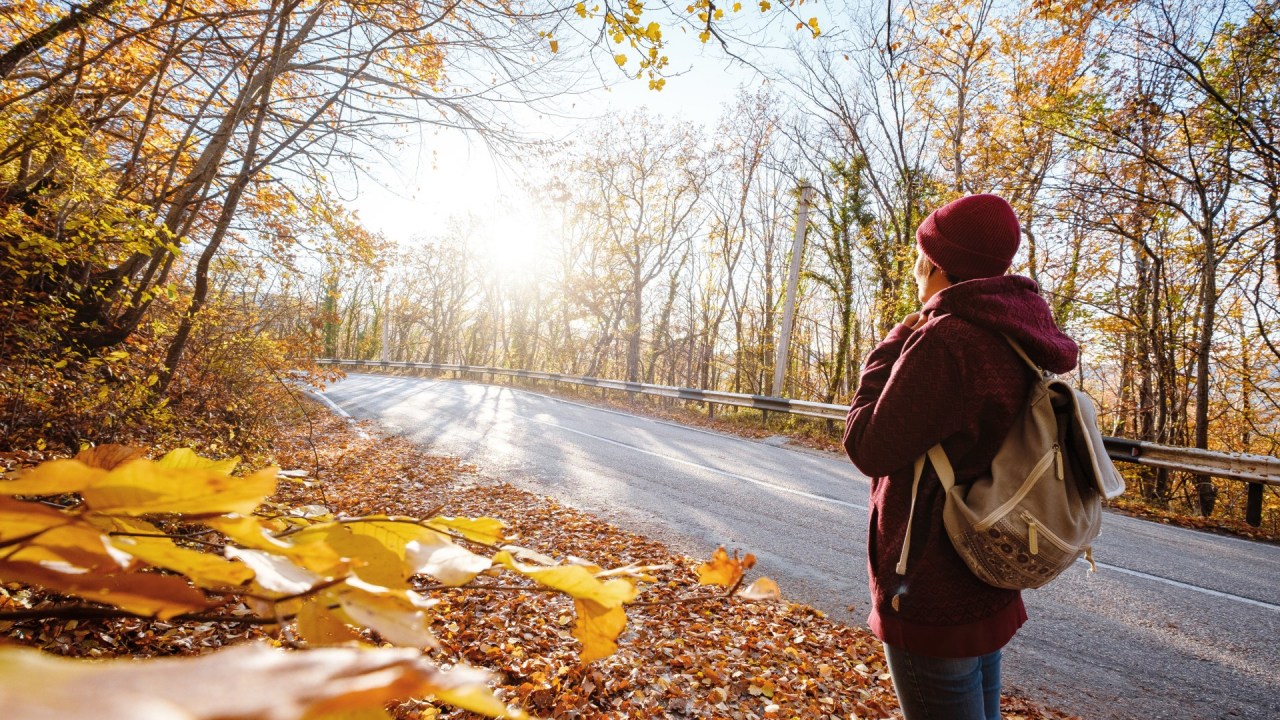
[[844, 194, 1078, 720]]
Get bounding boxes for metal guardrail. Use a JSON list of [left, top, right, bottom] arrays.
[[318, 358, 1280, 488]]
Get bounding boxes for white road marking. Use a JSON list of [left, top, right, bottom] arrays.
[[308, 390, 370, 439], [1092, 561, 1280, 612]]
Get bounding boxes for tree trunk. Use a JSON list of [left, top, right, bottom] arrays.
[[1193, 233, 1218, 515]]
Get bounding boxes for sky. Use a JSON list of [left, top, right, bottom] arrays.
[[343, 14, 812, 270]]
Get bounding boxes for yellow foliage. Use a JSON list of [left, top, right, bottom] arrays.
[[0, 559, 213, 619], [0, 643, 527, 720], [696, 546, 755, 587], [0, 447, 780, 720], [572, 599, 628, 662]]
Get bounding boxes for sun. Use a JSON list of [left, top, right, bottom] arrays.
[[475, 203, 554, 280]]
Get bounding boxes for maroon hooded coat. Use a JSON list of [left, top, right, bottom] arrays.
[[844, 275, 1079, 658]]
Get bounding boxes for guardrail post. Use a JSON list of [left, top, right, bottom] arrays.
[[1246, 482, 1263, 527]]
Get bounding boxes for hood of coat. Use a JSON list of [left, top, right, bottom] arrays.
[[922, 275, 1079, 374]]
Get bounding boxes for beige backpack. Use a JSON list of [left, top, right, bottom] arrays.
[[896, 337, 1126, 590]]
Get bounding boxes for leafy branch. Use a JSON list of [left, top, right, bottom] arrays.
[[0, 445, 780, 719]]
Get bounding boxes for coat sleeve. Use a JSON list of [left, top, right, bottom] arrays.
[[843, 319, 966, 478]]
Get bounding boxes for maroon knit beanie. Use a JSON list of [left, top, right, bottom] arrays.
[[915, 194, 1020, 280]]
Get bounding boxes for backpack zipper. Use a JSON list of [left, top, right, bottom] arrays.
[[976, 447, 1057, 530], [1019, 510, 1074, 552], [1055, 443, 1064, 480]]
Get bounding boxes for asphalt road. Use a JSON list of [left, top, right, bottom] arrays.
[[320, 373, 1280, 720]]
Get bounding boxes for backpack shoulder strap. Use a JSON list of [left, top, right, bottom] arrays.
[[1002, 334, 1047, 377], [896, 444, 956, 576]]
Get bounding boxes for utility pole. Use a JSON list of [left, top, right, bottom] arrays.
[[773, 184, 814, 398]]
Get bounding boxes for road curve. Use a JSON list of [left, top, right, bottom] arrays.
[[321, 373, 1280, 720]]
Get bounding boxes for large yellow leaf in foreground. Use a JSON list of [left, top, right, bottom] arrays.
[[0, 496, 72, 542], [1, 459, 108, 496], [573, 598, 628, 663], [492, 550, 637, 663], [0, 560, 212, 619], [0, 642, 529, 720], [491, 551, 637, 607], [82, 462, 278, 515], [424, 515, 506, 545], [98, 517, 255, 588]]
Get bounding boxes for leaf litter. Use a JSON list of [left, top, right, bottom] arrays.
[[1, 401, 1078, 719]]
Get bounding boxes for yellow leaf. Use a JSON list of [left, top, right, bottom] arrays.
[[6, 522, 129, 572], [3, 459, 108, 496], [430, 683, 531, 720], [0, 642, 524, 720], [297, 599, 366, 647], [75, 444, 146, 470], [575, 1, 587, 17], [492, 551, 636, 606], [81, 463, 277, 515], [614, 53, 628, 67], [405, 535, 492, 586], [573, 599, 627, 662], [322, 525, 408, 588], [0, 560, 212, 619], [100, 517, 254, 588], [737, 576, 782, 601], [498, 544, 558, 567], [424, 516, 505, 546], [334, 583, 438, 650], [206, 516, 347, 575], [297, 518, 482, 584], [0, 496, 72, 543], [225, 546, 325, 595], [696, 546, 755, 587], [155, 447, 240, 474], [549, 39, 559, 53], [331, 518, 439, 553]]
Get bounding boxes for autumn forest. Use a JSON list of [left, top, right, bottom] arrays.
[[0, 1, 1277, 717]]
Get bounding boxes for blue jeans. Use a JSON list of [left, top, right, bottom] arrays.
[[883, 644, 1002, 720]]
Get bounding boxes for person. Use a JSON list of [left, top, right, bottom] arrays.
[[843, 194, 1079, 720]]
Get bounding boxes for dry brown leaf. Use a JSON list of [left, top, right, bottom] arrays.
[[75, 444, 147, 470], [0, 642, 525, 719]]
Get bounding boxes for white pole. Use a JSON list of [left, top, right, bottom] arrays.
[[773, 184, 814, 398], [380, 281, 390, 363]]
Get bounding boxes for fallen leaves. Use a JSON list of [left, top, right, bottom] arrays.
[[0, 403, 1077, 720]]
